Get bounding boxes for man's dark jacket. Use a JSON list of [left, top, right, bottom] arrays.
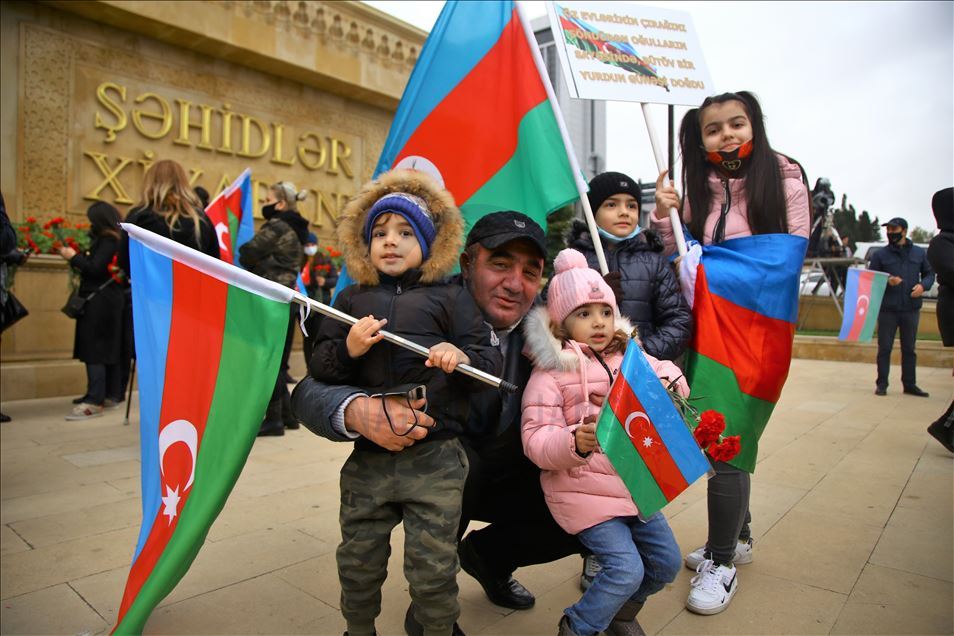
[[868, 241, 935, 312]]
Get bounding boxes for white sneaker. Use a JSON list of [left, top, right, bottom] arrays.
[[579, 554, 602, 591], [687, 559, 737, 615], [65, 403, 104, 421], [684, 538, 753, 570]]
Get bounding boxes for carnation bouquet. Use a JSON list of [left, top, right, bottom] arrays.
[[667, 381, 740, 462]]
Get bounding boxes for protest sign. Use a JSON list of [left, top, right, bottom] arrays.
[[545, 1, 713, 106]]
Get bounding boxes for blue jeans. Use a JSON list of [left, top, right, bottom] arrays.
[[565, 514, 681, 636]]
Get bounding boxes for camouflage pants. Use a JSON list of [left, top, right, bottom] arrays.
[[338, 438, 468, 636]]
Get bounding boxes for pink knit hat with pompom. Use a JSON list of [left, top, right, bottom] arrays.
[[547, 249, 618, 325]]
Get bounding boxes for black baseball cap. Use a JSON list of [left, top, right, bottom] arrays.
[[465, 211, 547, 259], [881, 217, 908, 230]]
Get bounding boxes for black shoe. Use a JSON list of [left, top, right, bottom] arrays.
[[458, 534, 535, 610], [903, 386, 930, 397], [875, 386, 887, 396], [257, 424, 284, 437], [0, 413, 10, 423], [403, 604, 464, 636], [281, 372, 296, 385], [72, 395, 90, 404], [280, 389, 299, 429]]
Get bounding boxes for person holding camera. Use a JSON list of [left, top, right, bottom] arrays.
[[59, 202, 126, 420], [307, 169, 500, 636]]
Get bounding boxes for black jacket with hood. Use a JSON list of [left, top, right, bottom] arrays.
[[309, 170, 502, 451], [239, 209, 309, 288], [927, 187, 953, 346], [567, 220, 691, 361]]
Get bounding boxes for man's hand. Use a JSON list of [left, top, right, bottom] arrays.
[[888, 276, 903, 287], [346, 315, 387, 358], [426, 342, 470, 373], [343, 395, 434, 451], [911, 283, 924, 298], [575, 416, 598, 455]]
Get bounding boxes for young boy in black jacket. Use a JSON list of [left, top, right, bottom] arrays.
[[310, 169, 501, 636]]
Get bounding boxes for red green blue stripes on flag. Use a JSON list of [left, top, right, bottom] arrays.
[[839, 267, 888, 342], [113, 224, 292, 634], [374, 0, 579, 235], [596, 344, 711, 519], [682, 234, 808, 473], [204, 168, 255, 266]]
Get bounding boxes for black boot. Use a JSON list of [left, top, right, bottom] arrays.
[[927, 400, 954, 453], [257, 399, 284, 437], [281, 388, 299, 429], [605, 600, 646, 636]]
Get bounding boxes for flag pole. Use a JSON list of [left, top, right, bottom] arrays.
[[641, 103, 687, 256], [515, 2, 609, 275], [291, 294, 518, 394]]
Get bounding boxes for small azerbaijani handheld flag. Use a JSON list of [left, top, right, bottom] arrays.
[[596, 344, 711, 519], [204, 168, 255, 265], [838, 267, 888, 342], [679, 234, 808, 473], [332, 0, 580, 303], [113, 224, 292, 634]]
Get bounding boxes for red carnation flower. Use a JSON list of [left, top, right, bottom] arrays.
[[693, 421, 722, 448], [708, 435, 741, 462], [26, 216, 37, 224], [699, 410, 726, 434]]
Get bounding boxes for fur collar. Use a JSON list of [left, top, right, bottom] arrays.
[[337, 169, 463, 285], [522, 305, 636, 372]]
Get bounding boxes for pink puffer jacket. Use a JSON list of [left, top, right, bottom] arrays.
[[651, 154, 811, 256], [520, 307, 689, 535]]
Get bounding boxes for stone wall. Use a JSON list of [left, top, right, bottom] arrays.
[[1, 0, 424, 399]]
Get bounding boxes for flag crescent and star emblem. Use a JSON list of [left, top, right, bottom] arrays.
[[394, 155, 445, 188], [158, 419, 198, 524], [214, 223, 230, 255], [856, 294, 869, 317], [624, 411, 655, 449]]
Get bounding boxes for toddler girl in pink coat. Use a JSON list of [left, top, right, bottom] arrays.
[[521, 249, 689, 636]]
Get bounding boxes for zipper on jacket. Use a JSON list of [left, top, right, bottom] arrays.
[[713, 178, 731, 244], [592, 350, 614, 384]]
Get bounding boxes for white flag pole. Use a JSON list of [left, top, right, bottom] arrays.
[[516, 2, 609, 275], [641, 103, 688, 256]]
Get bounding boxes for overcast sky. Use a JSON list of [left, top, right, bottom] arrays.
[[364, 1, 953, 235]]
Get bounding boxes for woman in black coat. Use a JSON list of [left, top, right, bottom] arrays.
[[59, 202, 126, 420]]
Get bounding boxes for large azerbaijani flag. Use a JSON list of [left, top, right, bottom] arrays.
[[333, 0, 581, 302], [680, 234, 809, 473], [838, 267, 888, 342], [204, 168, 255, 265], [376, 0, 580, 233], [596, 343, 712, 519], [113, 224, 292, 634]]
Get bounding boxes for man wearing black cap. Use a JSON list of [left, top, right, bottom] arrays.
[[868, 217, 935, 396], [291, 210, 581, 623]]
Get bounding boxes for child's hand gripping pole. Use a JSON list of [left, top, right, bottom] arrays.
[[641, 103, 688, 257], [292, 293, 518, 394]]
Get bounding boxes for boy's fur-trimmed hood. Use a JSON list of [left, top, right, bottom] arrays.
[[522, 305, 636, 372], [337, 169, 464, 285]]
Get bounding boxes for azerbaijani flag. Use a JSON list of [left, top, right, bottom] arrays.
[[332, 0, 581, 303], [113, 224, 292, 634], [375, 0, 579, 233], [204, 168, 255, 265], [838, 267, 888, 342], [680, 234, 808, 473], [596, 344, 711, 519]]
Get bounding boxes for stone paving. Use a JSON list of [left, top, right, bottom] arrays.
[[1, 358, 951, 635]]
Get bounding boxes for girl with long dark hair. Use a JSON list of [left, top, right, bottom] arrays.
[[59, 202, 127, 420], [652, 91, 811, 616]]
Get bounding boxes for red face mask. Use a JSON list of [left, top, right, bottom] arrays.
[[706, 139, 754, 172]]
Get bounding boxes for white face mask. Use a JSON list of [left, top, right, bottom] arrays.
[[304, 246, 318, 256]]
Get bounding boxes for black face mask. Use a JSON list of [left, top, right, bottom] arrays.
[[886, 231, 903, 245], [262, 203, 279, 220], [706, 139, 754, 172]]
